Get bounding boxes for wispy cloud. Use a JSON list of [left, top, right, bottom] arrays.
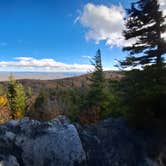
[[0, 57, 93, 72], [74, 16, 80, 24], [82, 55, 92, 60]]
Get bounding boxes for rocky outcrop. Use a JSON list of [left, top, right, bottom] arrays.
[[0, 116, 86, 166], [77, 118, 166, 166], [0, 116, 165, 166]]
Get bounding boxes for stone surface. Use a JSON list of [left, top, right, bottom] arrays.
[[0, 155, 20, 166], [0, 116, 165, 166], [77, 118, 165, 166], [0, 116, 86, 166]]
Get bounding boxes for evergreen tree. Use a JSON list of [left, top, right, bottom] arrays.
[[116, 0, 166, 126], [7, 75, 16, 112], [7, 75, 26, 119], [87, 49, 105, 107], [121, 0, 166, 68], [80, 49, 113, 123]]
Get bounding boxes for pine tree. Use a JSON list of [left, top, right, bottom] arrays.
[[7, 75, 16, 112], [121, 0, 166, 68], [7, 75, 26, 119], [79, 49, 113, 123], [87, 49, 105, 107]]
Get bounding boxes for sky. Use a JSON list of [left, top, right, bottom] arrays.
[[0, 0, 165, 72]]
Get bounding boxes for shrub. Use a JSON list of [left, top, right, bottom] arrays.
[[29, 90, 62, 121], [79, 106, 100, 124]]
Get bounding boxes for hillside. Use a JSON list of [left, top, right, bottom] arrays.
[[0, 70, 123, 94]]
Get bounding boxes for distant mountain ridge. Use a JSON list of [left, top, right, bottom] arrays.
[[0, 71, 84, 81], [0, 70, 123, 95], [0, 70, 122, 81]]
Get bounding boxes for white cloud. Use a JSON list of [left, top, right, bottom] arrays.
[[0, 57, 93, 72], [15, 57, 34, 61], [78, 2, 166, 47], [159, 0, 166, 38], [78, 3, 135, 47], [159, 0, 166, 14]]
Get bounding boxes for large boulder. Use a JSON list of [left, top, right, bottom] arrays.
[[77, 118, 165, 166], [0, 116, 86, 166]]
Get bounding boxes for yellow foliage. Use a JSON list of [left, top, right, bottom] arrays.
[[13, 110, 23, 119], [0, 96, 8, 108]]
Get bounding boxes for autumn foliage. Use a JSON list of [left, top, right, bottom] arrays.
[[0, 96, 11, 123], [79, 106, 100, 124]]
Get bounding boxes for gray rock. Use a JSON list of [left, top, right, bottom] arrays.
[[145, 158, 160, 166], [0, 116, 86, 166], [0, 155, 20, 166], [0, 115, 165, 166], [77, 118, 165, 166]]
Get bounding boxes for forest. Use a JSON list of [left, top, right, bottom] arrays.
[[0, 0, 166, 131]]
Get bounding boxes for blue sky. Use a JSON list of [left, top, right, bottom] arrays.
[[0, 0, 165, 72]]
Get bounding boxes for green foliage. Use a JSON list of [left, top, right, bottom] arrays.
[[81, 49, 115, 121], [49, 87, 86, 122], [102, 85, 121, 118], [27, 86, 33, 98], [115, 66, 166, 128], [34, 90, 48, 110], [31, 89, 61, 121], [113, 0, 166, 128], [86, 49, 105, 107], [7, 75, 26, 119], [0, 84, 4, 96]]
